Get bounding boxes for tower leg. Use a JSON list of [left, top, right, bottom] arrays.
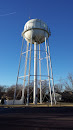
[[22, 42, 29, 104], [33, 42, 37, 104], [47, 39, 56, 104], [27, 39, 32, 105], [39, 44, 42, 104], [45, 37, 52, 106], [13, 38, 24, 104]]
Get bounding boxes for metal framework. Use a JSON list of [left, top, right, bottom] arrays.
[[14, 36, 56, 106]]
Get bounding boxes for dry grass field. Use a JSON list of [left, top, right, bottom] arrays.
[[1, 102, 73, 108], [0, 103, 73, 129]]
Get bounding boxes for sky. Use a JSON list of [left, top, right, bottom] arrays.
[[0, 0, 73, 86]]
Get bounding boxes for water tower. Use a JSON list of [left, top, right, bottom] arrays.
[[14, 19, 56, 105]]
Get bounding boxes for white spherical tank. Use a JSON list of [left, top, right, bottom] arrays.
[[22, 19, 50, 44]]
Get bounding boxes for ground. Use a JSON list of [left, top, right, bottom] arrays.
[[0, 103, 73, 129]]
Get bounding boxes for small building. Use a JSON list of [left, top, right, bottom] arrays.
[[52, 93, 62, 102]]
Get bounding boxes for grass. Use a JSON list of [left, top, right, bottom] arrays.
[[0, 102, 73, 108]]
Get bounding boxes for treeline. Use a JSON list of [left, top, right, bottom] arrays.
[[55, 73, 73, 102], [0, 73, 73, 103], [0, 81, 50, 103]]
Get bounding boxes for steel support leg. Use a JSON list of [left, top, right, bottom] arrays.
[[27, 40, 32, 105], [39, 44, 42, 104], [45, 37, 52, 106], [22, 42, 29, 104], [33, 42, 37, 104], [13, 38, 24, 104], [47, 39, 56, 104]]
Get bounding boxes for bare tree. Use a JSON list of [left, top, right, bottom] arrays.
[[0, 85, 7, 99], [54, 78, 64, 93], [55, 83, 63, 93], [64, 73, 73, 92], [7, 84, 23, 100]]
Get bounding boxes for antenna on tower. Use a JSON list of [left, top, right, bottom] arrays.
[[29, 16, 30, 19], [49, 28, 51, 36]]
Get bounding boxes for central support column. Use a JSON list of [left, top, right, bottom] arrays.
[[33, 42, 37, 104]]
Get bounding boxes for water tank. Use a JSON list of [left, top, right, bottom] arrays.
[[22, 19, 50, 44]]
